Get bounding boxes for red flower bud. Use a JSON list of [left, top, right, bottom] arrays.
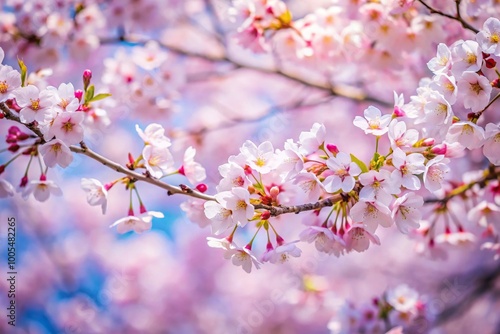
[[326, 143, 339, 155], [485, 58, 496, 69], [260, 210, 271, 220], [195, 183, 208, 193], [83, 69, 92, 91], [0, 165, 5, 174], [19, 175, 28, 187], [8, 144, 19, 152]]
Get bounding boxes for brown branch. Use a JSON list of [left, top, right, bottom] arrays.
[[424, 165, 500, 204], [416, 0, 479, 34], [255, 194, 344, 217]]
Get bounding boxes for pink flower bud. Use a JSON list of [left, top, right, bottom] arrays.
[[178, 165, 185, 175], [260, 210, 271, 220], [275, 235, 285, 245], [270, 186, 280, 198], [8, 126, 21, 135], [8, 144, 19, 152], [431, 144, 447, 155], [6, 134, 17, 144], [393, 106, 406, 117], [266, 241, 274, 251], [17, 132, 29, 141], [74, 89, 83, 102], [19, 175, 28, 187], [139, 203, 147, 214], [195, 183, 207, 193], [326, 143, 339, 155], [83, 69, 92, 90], [40, 174, 47, 181], [422, 138, 434, 146]]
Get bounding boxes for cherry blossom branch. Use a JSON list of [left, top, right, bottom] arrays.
[[424, 164, 500, 204], [99, 35, 391, 107], [416, 0, 479, 34], [255, 193, 347, 217], [0, 101, 352, 216]]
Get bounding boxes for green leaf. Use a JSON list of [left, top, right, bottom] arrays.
[[84, 84, 95, 104], [89, 93, 112, 103], [350, 153, 368, 173], [17, 58, 27, 87]]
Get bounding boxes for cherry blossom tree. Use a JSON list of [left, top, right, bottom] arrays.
[[0, 0, 499, 333]]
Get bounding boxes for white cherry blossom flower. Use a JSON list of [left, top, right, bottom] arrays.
[[298, 123, 326, 155], [204, 198, 234, 235], [359, 169, 399, 203], [217, 187, 254, 227], [240, 140, 275, 174], [0, 65, 21, 102], [111, 211, 164, 234], [457, 72, 492, 112], [48, 112, 85, 145], [390, 148, 425, 191], [299, 226, 346, 256], [181, 199, 212, 228], [353, 106, 391, 136], [445, 121, 485, 150], [323, 152, 361, 193], [38, 139, 73, 168], [430, 73, 457, 105], [391, 192, 423, 234], [450, 40, 482, 74], [81, 178, 108, 214], [468, 201, 500, 230], [227, 245, 261, 273], [483, 123, 500, 165], [217, 162, 249, 192], [350, 199, 393, 232], [22, 178, 63, 202], [476, 17, 500, 56], [293, 171, 325, 202], [386, 284, 419, 313], [142, 144, 174, 178], [427, 43, 452, 74], [344, 223, 380, 252], [261, 241, 302, 264], [46, 82, 79, 113], [179, 146, 206, 184], [136, 123, 171, 147], [388, 119, 419, 150], [0, 179, 14, 198], [14, 85, 54, 124], [423, 155, 450, 192]]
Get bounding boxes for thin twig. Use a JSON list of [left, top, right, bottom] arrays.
[[416, 0, 479, 34]]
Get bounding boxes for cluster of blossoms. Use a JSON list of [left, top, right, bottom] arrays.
[[178, 17, 500, 272], [0, 0, 188, 67], [0, 48, 109, 202], [0, 46, 205, 235], [81, 122, 206, 234], [228, 0, 500, 85], [328, 284, 428, 334], [101, 41, 186, 120]]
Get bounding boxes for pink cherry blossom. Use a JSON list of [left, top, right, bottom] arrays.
[[350, 199, 393, 232], [0, 179, 14, 198], [353, 106, 391, 136], [14, 85, 54, 124], [445, 121, 485, 150], [227, 245, 261, 273], [391, 192, 423, 234], [299, 226, 346, 256], [142, 144, 174, 178], [388, 119, 419, 150], [450, 40, 483, 74], [298, 123, 326, 155], [261, 241, 302, 264], [135, 123, 171, 147], [216, 187, 254, 227], [386, 284, 418, 313], [80, 178, 108, 214], [38, 139, 73, 168], [426, 43, 452, 74], [293, 171, 325, 202], [323, 152, 361, 193], [240, 140, 275, 174], [476, 17, 500, 56], [46, 82, 79, 113], [344, 223, 380, 252], [390, 148, 425, 191], [483, 123, 500, 165], [423, 155, 450, 192], [179, 146, 206, 184], [0, 64, 21, 102], [22, 178, 63, 202], [457, 72, 492, 112], [110, 211, 164, 234], [204, 198, 234, 235], [48, 112, 85, 145]]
